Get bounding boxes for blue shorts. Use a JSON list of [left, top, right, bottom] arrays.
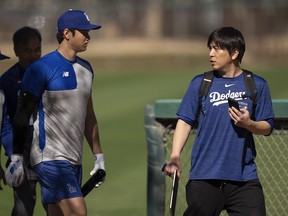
[[33, 160, 83, 204]]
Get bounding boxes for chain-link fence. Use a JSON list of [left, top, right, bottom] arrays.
[[145, 99, 288, 216], [163, 129, 288, 216]]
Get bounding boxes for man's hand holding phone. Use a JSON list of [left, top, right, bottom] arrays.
[[228, 97, 251, 128], [228, 97, 240, 111]]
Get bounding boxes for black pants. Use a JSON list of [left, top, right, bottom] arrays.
[[183, 180, 266, 216]]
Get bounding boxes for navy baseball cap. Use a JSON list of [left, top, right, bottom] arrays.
[[0, 51, 10, 60], [57, 9, 101, 31]]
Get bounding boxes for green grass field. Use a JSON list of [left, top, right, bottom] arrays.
[[0, 55, 287, 215]]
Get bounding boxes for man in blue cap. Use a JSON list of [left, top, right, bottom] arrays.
[[5, 9, 105, 216]]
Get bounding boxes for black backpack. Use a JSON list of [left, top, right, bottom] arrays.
[[195, 70, 257, 127]]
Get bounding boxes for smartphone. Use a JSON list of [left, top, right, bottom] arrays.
[[228, 97, 240, 111]]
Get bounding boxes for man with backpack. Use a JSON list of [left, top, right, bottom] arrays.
[[163, 26, 274, 216]]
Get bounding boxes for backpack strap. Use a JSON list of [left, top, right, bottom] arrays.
[[194, 70, 257, 127], [243, 70, 257, 119], [242, 70, 257, 105], [199, 71, 214, 99], [194, 71, 214, 127]]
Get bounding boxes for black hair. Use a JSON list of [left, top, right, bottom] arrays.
[[56, 29, 76, 44], [207, 26, 245, 63], [13, 26, 42, 50]]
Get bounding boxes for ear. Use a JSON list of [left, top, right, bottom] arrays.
[[62, 28, 71, 40], [231, 49, 239, 60], [14, 47, 19, 57]]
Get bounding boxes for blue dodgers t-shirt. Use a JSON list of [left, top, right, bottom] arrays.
[[177, 71, 274, 181]]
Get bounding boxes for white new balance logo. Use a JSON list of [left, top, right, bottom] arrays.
[[62, 71, 69, 77]]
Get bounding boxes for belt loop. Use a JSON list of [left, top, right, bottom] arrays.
[[220, 181, 227, 189]]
